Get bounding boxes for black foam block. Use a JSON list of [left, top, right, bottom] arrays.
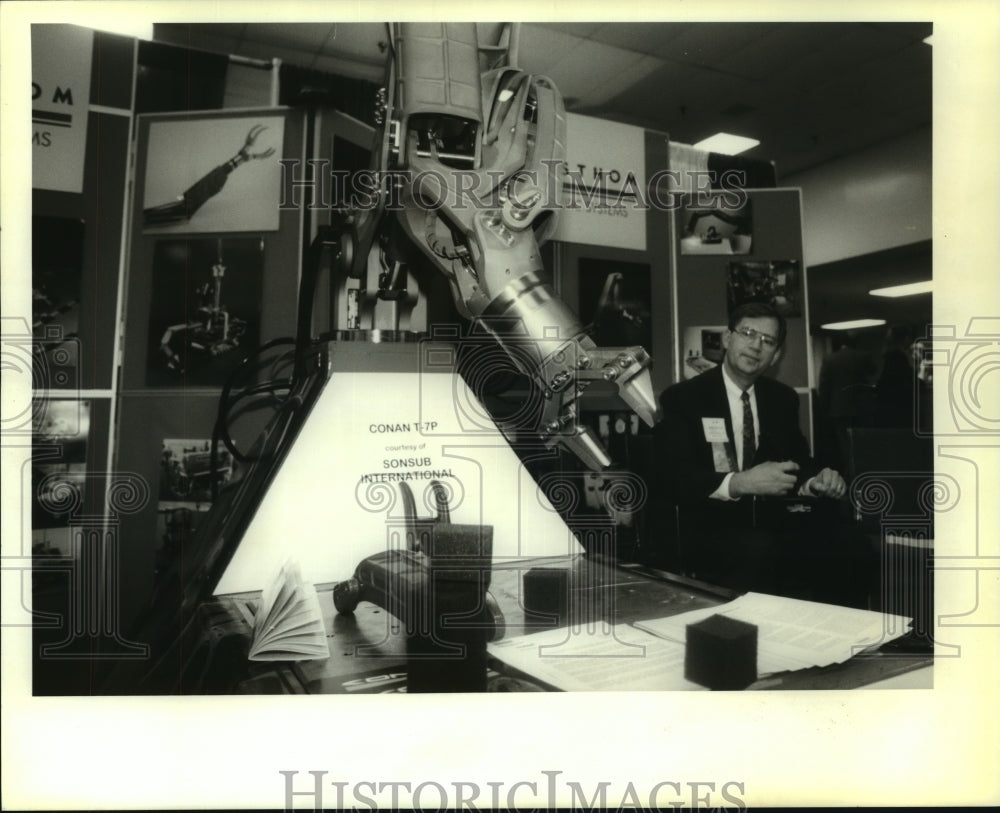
[[684, 613, 758, 690], [522, 568, 570, 626]]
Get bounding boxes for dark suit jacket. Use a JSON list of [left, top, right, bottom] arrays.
[[654, 367, 867, 601], [656, 366, 816, 504], [654, 365, 817, 531]]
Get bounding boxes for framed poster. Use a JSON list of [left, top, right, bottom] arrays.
[[155, 437, 236, 584], [145, 237, 264, 387], [680, 196, 754, 255], [681, 324, 727, 380], [727, 259, 802, 318], [141, 114, 284, 234], [577, 258, 652, 351], [31, 399, 90, 533], [32, 216, 85, 390]]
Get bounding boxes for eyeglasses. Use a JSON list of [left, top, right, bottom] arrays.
[[732, 325, 779, 349]]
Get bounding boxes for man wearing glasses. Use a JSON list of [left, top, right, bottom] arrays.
[[655, 303, 865, 604]]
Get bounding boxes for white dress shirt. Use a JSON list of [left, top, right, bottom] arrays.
[[709, 366, 823, 500], [710, 366, 758, 501]]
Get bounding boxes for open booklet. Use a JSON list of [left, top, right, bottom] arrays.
[[247, 561, 329, 661], [635, 592, 913, 676]]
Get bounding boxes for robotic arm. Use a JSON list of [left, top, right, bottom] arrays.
[[345, 23, 660, 469]]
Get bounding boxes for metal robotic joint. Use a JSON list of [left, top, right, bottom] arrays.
[[350, 23, 661, 470]]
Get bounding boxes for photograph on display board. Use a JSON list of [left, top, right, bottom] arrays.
[[156, 438, 236, 587], [31, 400, 90, 538], [727, 259, 802, 318], [141, 115, 284, 234], [145, 237, 264, 387], [158, 438, 235, 507], [577, 259, 652, 351], [680, 196, 754, 255], [681, 324, 727, 380], [31, 216, 85, 390]]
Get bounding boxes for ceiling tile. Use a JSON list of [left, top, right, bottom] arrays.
[[580, 22, 690, 55], [717, 23, 844, 81], [533, 22, 605, 39], [606, 61, 701, 124], [585, 54, 665, 107], [648, 23, 775, 66], [153, 23, 244, 56], [312, 54, 385, 83], [517, 24, 583, 76], [540, 39, 648, 104], [322, 23, 390, 63], [242, 23, 337, 54]]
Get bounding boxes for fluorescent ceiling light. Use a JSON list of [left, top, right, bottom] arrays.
[[820, 319, 887, 331], [869, 280, 933, 297], [692, 132, 760, 155]]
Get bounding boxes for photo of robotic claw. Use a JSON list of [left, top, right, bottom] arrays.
[[159, 260, 247, 374], [143, 123, 277, 228], [145, 237, 264, 386]]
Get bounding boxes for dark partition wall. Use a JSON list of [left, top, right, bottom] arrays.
[[32, 30, 135, 392], [30, 27, 136, 694], [113, 107, 305, 634]]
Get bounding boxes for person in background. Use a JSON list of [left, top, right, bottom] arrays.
[[874, 324, 918, 429], [816, 331, 878, 472]]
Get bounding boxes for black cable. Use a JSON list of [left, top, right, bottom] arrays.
[[217, 379, 294, 463], [210, 337, 297, 500], [210, 205, 345, 496], [294, 226, 340, 380]]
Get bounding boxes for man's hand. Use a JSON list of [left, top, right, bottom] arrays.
[[802, 467, 847, 500], [729, 460, 800, 497]]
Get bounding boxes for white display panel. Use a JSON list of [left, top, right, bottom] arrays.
[[215, 369, 583, 594]]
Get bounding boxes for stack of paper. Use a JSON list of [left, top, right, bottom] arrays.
[[634, 592, 913, 676], [488, 624, 707, 691]]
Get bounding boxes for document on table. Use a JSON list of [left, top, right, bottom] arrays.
[[488, 624, 708, 691], [634, 592, 913, 676]]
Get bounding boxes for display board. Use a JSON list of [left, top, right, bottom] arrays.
[[31, 25, 94, 194], [31, 27, 134, 391], [673, 188, 809, 390], [121, 107, 303, 391], [216, 368, 584, 595], [115, 106, 305, 633], [552, 113, 648, 251]]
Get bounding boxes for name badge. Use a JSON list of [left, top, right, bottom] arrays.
[[702, 417, 729, 443]]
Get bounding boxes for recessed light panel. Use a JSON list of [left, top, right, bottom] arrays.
[[820, 319, 887, 331], [692, 132, 761, 155], [869, 281, 933, 297]]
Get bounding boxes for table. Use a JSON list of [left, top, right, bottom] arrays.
[[222, 555, 932, 694]]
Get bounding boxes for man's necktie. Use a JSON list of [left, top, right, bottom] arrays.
[[741, 390, 755, 470]]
